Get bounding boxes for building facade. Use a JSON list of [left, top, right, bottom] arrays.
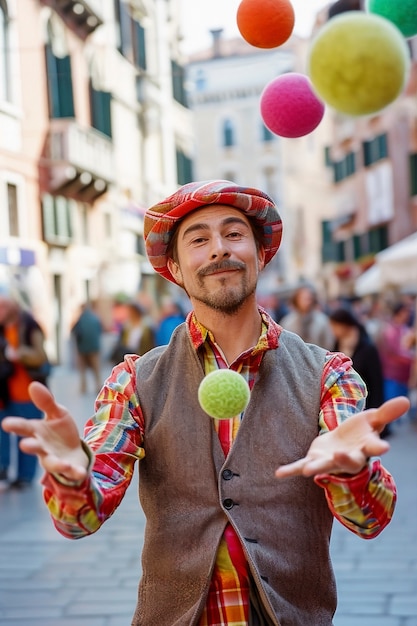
[[0, 0, 192, 362], [185, 33, 298, 294]]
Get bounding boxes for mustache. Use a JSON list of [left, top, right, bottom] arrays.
[[198, 260, 246, 277]]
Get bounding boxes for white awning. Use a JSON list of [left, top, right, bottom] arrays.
[[355, 232, 417, 295], [355, 264, 382, 296], [377, 232, 417, 287]]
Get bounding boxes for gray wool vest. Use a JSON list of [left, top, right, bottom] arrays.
[[131, 323, 336, 626]]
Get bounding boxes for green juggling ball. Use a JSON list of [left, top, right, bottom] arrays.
[[366, 0, 417, 39], [198, 370, 250, 420]]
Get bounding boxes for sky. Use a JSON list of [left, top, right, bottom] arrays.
[[179, 0, 331, 53]]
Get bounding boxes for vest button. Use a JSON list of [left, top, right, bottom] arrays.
[[222, 469, 234, 481], [223, 498, 234, 510]]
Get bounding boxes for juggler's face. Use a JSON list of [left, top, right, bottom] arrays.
[[167, 204, 266, 315]]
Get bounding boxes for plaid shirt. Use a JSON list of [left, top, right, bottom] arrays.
[[43, 309, 396, 626]]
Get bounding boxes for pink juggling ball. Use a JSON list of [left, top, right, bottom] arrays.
[[260, 73, 325, 138]]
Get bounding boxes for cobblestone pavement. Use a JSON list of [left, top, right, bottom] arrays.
[[0, 364, 416, 625]]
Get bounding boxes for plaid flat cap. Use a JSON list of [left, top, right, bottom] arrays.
[[144, 180, 283, 284]]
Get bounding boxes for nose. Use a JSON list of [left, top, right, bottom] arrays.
[[209, 234, 230, 260]]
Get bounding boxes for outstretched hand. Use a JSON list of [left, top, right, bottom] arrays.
[[275, 396, 410, 479], [1, 382, 89, 482]]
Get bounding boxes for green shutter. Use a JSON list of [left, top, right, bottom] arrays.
[[133, 21, 147, 70], [90, 84, 112, 138], [57, 55, 74, 117], [410, 154, 417, 196], [176, 149, 193, 185], [42, 194, 56, 240], [171, 59, 187, 106], [45, 44, 60, 118]]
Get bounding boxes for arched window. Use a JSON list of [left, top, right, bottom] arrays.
[[0, 0, 11, 102], [195, 69, 206, 92], [223, 119, 235, 148]]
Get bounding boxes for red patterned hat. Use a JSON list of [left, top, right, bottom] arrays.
[[144, 180, 283, 284]]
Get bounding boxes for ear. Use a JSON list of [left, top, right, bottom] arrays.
[[167, 257, 183, 286], [257, 245, 266, 272]]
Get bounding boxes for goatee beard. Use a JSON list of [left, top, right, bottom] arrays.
[[194, 278, 256, 315]]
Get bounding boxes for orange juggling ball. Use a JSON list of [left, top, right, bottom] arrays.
[[236, 0, 295, 49]]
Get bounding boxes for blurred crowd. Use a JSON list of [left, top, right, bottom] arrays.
[[260, 285, 417, 434], [70, 286, 417, 437], [1, 283, 415, 490]]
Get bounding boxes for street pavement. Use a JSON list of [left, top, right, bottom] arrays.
[[0, 363, 416, 625]]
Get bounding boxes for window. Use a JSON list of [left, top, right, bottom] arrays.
[[115, 0, 146, 70], [176, 149, 193, 185], [171, 60, 187, 107], [0, 0, 10, 102], [324, 146, 332, 167], [133, 20, 146, 71], [90, 81, 112, 137], [223, 119, 235, 148], [79, 202, 89, 245], [261, 124, 275, 142], [321, 221, 353, 263], [7, 182, 18, 236], [321, 220, 337, 263], [42, 194, 73, 245], [45, 43, 74, 118], [363, 133, 388, 166], [369, 225, 388, 253], [410, 153, 417, 196], [195, 69, 206, 92], [332, 151, 356, 183]]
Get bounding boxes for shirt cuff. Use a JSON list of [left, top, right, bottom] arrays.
[[314, 460, 372, 489], [48, 440, 94, 488]]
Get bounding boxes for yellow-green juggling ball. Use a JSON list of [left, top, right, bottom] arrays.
[[198, 370, 250, 420], [307, 11, 410, 117]]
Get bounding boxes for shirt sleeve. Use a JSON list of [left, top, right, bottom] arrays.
[[42, 355, 145, 539], [314, 352, 396, 539]]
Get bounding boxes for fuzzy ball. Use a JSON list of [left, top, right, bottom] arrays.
[[198, 370, 250, 420], [236, 0, 295, 48], [260, 72, 325, 138], [366, 0, 417, 39], [307, 11, 410, 117]]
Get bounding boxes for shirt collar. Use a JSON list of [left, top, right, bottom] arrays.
[[186, 306, 281, 354]]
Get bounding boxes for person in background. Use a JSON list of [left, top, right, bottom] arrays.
[[329, 307, 388, 436], [110, 301, 155, 364], [1, 180, 408, 625], [155, 296, 186, 346], [71, 302, 103, 395], [0, 293, 49, 488], [280, 284, 335, 349], [379, 302, 415, 419]]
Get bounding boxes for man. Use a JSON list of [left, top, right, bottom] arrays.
[[71, 302, 103, 394], [2, 180, 409, 625], [280, 284, 335, 350]]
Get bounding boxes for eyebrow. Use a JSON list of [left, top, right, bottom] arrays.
[[181, 216, 250, 240]]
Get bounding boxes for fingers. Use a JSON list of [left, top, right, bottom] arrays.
[[1, 416, 37, 437], [18, 439, 87, 482], [28, 382, 67, 420], [367, 396, 410, 430], [275, 458, 308, 478]]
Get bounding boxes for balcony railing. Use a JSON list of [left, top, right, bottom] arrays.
[[44, 119, 115, 200], [47, 119, 115, 183]]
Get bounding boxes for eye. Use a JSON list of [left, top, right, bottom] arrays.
[[189, 236, 208, 245], [227, 230, 244, 239]]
